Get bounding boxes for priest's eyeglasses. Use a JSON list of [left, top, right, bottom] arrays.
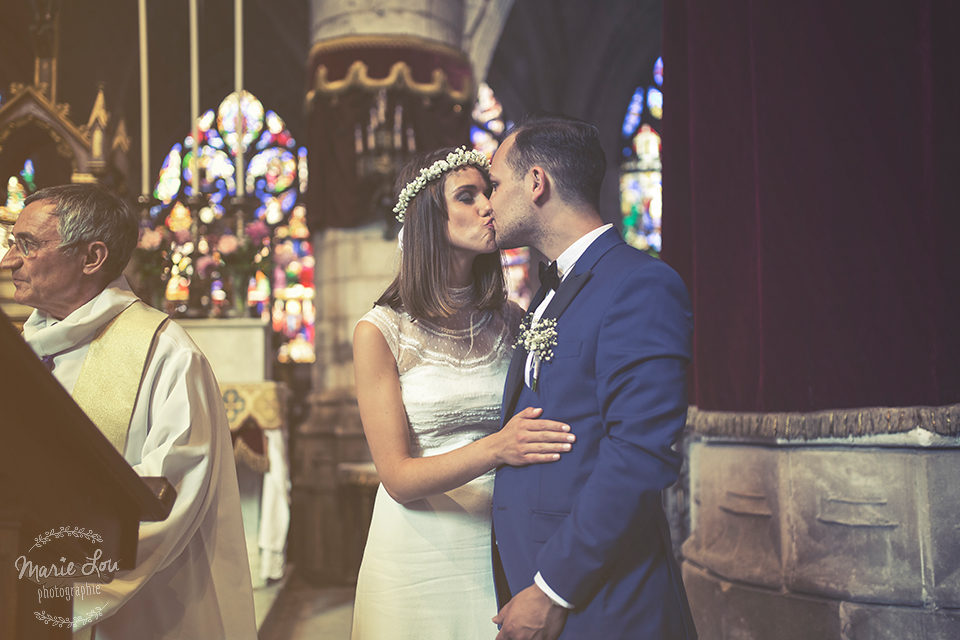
[[2, 234, 60, 258]]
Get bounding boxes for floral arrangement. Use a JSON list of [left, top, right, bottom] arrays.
[[133, 214, 273, 316], [516, 313, 558, 391], [393, 146, 490, 223]]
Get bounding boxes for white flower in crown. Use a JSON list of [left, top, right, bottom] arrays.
[[393, 146, 491, 223], [517, 313, 558, 391]]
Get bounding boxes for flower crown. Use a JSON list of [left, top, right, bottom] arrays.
[[393, 147, 491, 223]]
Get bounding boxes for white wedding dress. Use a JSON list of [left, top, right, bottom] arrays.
[[351, 289, 523, 640]]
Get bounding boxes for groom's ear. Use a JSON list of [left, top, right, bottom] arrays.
[[529, 166, 549, 205]]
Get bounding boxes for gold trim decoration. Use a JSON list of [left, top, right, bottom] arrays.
[[309, 34, 468, 62], [310, 60, 472, 104], [84, 86, 110, 133], [0, 84, 87, 163], [220, 382, 289, 431], [688, 403, 960, 441], [113, 118, 131, 153], [72, 301, 169, 455], [306, 34, 474, 107], [0, 114, 78, 170], [234, 430, 271, 474]]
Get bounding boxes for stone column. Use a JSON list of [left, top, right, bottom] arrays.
[[292, 226, 394, 583]]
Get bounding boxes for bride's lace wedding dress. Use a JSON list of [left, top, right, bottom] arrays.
[[351, 289, 523, 639]]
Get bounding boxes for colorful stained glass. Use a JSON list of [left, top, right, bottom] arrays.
[[20, 160, 36, 191], [620, 170, 661, 254], [647, 88, 663, 120], [248, 148, 297, 193], [148, 91, 313, 360], [471, 126, 500, 159], [155, 144, 183, 203], [217, 91, 265, 156], [298, 148, 308, 193], [622, 88, 644, 137], [5, 176, 25, 213], [634, 124, 662, 171], [620, 56, 664, 257]]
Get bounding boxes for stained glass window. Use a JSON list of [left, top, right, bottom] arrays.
[[1, 160, 38, 256], [142, 90, 315, 363], [470, 83, 532, 309], [620, 57, 663, 256]]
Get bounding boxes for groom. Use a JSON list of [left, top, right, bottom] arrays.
[[489, 113, 697, 640]]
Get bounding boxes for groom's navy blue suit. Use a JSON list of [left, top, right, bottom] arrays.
[[493, 227, 697, 639]]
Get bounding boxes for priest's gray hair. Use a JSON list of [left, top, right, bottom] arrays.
[[25, 183, 139, 281]]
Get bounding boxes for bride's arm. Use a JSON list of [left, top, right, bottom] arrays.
[[354, 320, 574, 505]]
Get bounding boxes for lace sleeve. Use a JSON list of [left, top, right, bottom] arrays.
[[357, 305, 401, 363]]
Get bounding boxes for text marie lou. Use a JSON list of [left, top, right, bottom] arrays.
[[14, 549, 118, 583]]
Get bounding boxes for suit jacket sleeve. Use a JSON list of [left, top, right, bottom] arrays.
[[535, 258, 693, 606]]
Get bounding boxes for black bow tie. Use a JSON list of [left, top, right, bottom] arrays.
[[538, 261, 561, 291]]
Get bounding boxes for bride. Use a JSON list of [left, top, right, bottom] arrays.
[[351, 147, 575, 639]]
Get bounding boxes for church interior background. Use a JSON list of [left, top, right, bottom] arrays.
[[2, 1, 959, 638]]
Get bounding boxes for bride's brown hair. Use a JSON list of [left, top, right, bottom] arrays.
[[376, 148, 506, 319]]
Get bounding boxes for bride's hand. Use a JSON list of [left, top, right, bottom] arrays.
[[495, 407, 574, 467]]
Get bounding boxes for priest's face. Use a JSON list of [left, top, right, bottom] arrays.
[[0, 199, 86, 318]]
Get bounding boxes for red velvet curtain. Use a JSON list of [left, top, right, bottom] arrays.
[[662, 1, 960, 413]]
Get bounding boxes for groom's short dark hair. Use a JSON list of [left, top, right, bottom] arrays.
[[505, 112, 606, 210]]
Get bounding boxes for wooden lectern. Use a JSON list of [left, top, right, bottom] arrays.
[[0, 308, 176, 639]]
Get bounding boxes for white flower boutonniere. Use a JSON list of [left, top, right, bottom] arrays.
[[517, 313, 558, 391]]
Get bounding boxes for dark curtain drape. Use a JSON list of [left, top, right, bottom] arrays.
[[662, 1, 960, 413]]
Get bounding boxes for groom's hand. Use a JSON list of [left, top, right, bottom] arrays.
[[493, 584, 568, 640]]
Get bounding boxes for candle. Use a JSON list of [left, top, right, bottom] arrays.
[[234, 0, 244, 196], [189, 0, 200, 193], [138, 0, 150, 197], [393, 105, 402, 149]]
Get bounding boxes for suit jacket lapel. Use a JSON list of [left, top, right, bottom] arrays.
[[500, 228, 624, 426], [502, 284, 548, 424], [541, 269, 592, 321], [501, 271, 592, 424], [502, 331, 529, 425]]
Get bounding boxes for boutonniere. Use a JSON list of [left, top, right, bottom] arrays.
[[517, 313, 558, 391]]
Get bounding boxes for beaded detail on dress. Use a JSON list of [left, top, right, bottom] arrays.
[[359, 291, 523, 455]]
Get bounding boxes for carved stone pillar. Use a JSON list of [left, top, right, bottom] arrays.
[[291, 225, 395, 583]]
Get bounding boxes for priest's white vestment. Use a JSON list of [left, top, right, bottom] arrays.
[[22, 276, 257, 640]]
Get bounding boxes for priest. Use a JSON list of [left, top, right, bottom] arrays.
[[0, 184, 257, 640]]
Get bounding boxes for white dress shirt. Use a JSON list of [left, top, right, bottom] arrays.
[[524, 224, 612, 387]]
